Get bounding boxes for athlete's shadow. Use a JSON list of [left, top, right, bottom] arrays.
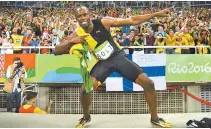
[[84, 125, 91, 128]]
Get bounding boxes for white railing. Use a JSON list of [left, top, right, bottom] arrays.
[[0, 46, 55, 54], [123, 46, 210, 54], [123, 46, 210, 49], [0, 46, 55, 49], [0, 46, 210, 54]]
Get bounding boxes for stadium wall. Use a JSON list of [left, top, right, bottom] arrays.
[[0, 54, 211, 114]]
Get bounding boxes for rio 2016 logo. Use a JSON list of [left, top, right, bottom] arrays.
[[168, 62, 211, 74]]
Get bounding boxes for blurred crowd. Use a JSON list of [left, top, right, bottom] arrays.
[[0, 6, 211, 54]]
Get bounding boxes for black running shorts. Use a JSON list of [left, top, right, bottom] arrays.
[[90, 50, 144, 83]]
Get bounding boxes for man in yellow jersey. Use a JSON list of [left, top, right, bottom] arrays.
[[19, 91, 52, 114], [54, 6, 173, 128], [181, 28, 194, 54], [11, 29, 24, 54], [165, 30, 176, 54]]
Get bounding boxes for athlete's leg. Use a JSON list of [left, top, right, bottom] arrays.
[[114, 53, 158, 121], [134, 74, 173, 128], [134, 73, 158, 121], [77, 60, 113, 127], [80, 77, 98, 120]]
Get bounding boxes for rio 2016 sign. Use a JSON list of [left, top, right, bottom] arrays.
[[1, 54, 211, 83], [166, 55, 211, 82], [168, 62, 211, 74]]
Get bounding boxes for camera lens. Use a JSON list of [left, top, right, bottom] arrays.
[[16, 62, 23, 68]]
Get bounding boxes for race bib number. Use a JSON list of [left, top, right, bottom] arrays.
[[94, 41, 114, 60]]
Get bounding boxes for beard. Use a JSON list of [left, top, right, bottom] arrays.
[[80, 20, 93, 33], [80, 21, 90, 29]]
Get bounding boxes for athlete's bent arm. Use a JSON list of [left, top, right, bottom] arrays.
[[102, 8, 170, 28], [54, 41, 73, 55], [54, 32, 76, 55], [54, 33, 87, 55]]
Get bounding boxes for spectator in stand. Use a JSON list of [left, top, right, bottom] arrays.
[[2, 38, 14, 54], [154, 26, 166, 38], [151, 17, 163, 33], [42, 26, 50, 40], [163, 22, 168, 33], [165, 29, 176, 54], [29, 35, 39, 53], [110, 27, 117, 36], [51, 29, 60, 47], [57, 24, 65, 39], [21, 26, 27, 36], [128, 29, 136, 54], [7, 38, 14, 54], [13, 22, 22, 32], [175, 34, 182, 54], [182, 27, 194, 54], [40, 38, 50, 54], [133, 34, 144, 46], [175, 26, 181, 35], [154, 34, 166, 54], [119, 32, 130, 46], [0, 35, 2, 53], [133, 34, 144, 54], [198, 29, 210, 54], [209, 19, 211, 32], [115, 28, 122, 41], [129, 29, 135, 40], [23, 29, 32, 53], [145, 30, 155, 54], [5, 25, 11, 39], [0, 17, 5, 37], [11, 29, 24, 54], [179, 33, 190, 54], [51, 29, 60, 54], [32, 17, 42, 37], [191, 26, 200, 45], [1, 31, 9, 54], [1, 4, 211, 54], [169, 21, 176, 32]]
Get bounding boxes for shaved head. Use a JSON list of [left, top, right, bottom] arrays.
[[75, 6, 89, 16], [74, 6, 92, 31]]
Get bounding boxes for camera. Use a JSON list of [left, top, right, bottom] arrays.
[[16, 62, 24, 68]]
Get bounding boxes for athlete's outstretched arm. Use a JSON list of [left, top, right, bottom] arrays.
[[102, 8, 170, 28]]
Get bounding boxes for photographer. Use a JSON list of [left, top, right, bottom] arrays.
[[6, 57, 27, 113]]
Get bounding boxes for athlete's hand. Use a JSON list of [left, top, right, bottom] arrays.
[[67, 32, 89, 44], [71, 35, 89, 44], [156, 8, 171, 17]]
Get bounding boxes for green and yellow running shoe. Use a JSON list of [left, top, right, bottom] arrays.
[[151, 117, 173, 128], [75, 115, 91, 128]]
